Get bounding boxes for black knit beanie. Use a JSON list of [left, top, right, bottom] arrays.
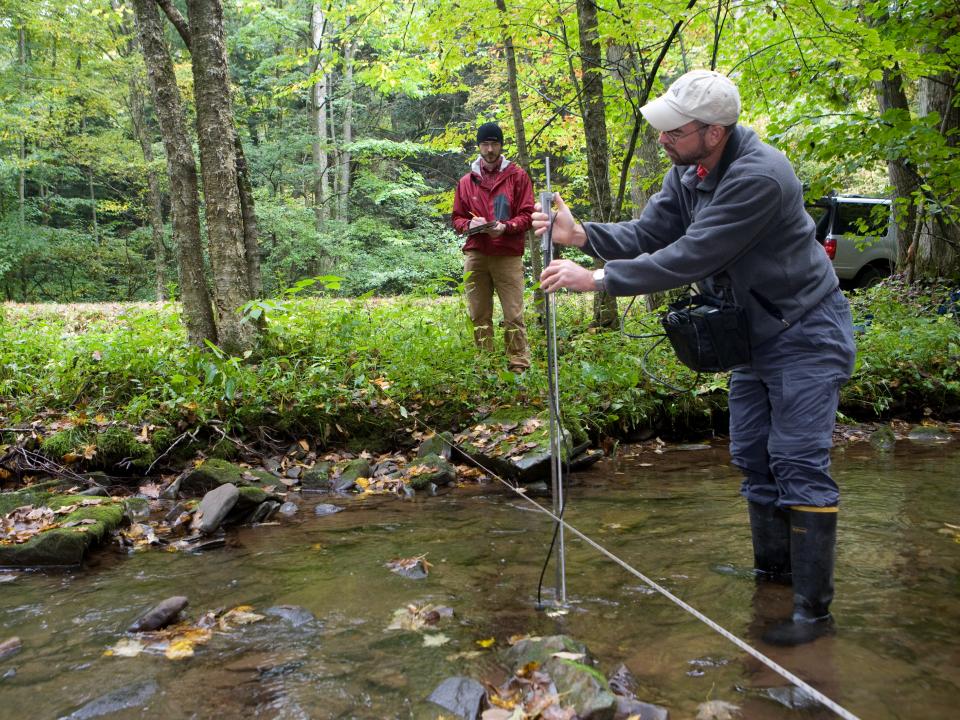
[[476, 122, 504, 145]]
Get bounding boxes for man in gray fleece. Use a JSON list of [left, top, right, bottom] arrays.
[[534, 70, 856, 646]]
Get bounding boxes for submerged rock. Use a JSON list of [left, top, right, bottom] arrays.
[[427, 676, 487, 719], [614, 696, 669, 720], [127, 596, 189, 632], [907, 424, 953, 443], [0, 637, 21, 660], [264, 605, 316, 628], [869, 425, 896, 451], [60, 679, 158, 720], [314, 503, 342, 517], [504, 635, 617, 719]]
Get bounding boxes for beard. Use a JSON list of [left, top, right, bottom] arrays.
[[664, 136, 708, 166]]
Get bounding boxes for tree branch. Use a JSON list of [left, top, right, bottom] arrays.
[[155, 0, 191, 50]]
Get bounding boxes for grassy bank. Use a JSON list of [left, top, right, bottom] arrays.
[[1, 280, 957, 472]]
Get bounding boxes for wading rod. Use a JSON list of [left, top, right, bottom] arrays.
[[540, 158, 566, 605]]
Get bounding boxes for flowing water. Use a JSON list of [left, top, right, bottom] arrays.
[[1, 439, 958, 720]]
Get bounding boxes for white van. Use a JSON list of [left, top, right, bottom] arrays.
[[805, 196, 899, 288]]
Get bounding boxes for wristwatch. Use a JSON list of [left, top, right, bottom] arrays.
[[592, 268, 605, 293]]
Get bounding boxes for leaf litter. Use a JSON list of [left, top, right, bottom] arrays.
[[104, 605, 264, 661]]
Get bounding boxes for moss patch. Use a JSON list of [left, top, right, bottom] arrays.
[[96, 426, 155, 468]]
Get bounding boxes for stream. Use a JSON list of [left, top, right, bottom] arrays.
[[1, 438, 958, 719]]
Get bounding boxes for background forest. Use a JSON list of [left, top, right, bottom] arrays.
[[0, 0, 957, 319]]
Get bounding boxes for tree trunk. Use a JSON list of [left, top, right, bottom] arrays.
[[874, 66, 919, 271], [915, 70, 960, 278], [18, 26, 26, 223], [337, 35, 355, 221], [186, 0, 255, 355], [576, 0, 618, 328], [131, 0, 216, 345], [311, 3, 330, 227], [234, 134, 262, 297], [127, 74, 169, 300], [495, 0, 543, 315]]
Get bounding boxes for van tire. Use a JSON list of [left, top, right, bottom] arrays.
[[853, 264, 889, 289]]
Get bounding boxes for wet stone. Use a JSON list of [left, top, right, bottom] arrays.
[[264, 605, 316, 628], [301, 462, 332, 492], [0, 637, 21, 660], [869, 425, 897, 451], [278, 502, 299, 516], [128, 596, 189, 633], [907, 425, 953, 443], [61, 680, 158, 720], [194, 483, 239, 534], [314, 503, 342, 517], [417, 432, 454, 461], [614, 696, 669, 720], [285, 466, 302, 480], [427, 676, 487, 719], [249, 500, 280, 524]]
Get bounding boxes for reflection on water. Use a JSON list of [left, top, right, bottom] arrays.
[[1, 441, 958, 719]]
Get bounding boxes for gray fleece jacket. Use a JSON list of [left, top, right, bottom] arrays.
[[583, 126, 838, 347]]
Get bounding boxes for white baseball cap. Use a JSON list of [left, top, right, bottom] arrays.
[[641, 70, 741, 131]]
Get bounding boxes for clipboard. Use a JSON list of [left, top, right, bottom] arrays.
[[466, 221, 497, 236]]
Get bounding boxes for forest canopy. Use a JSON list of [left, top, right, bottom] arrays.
[[1, 0, 957, 307]]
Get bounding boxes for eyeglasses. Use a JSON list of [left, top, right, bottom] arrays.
[[661, 123, 709, 144]]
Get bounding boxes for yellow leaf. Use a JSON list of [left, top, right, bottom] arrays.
[[476, 637, 495, 648], [298, 439, 309, 451], [355, 477, 371, 489], [165, 638, 195, 659]]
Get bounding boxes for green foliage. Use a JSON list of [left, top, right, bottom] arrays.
[[5, 284, 955, 471]]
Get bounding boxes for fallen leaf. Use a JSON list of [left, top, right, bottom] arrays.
[[476, 637, 495, 648], [104, 638, 145, 658], [551, 651, 585, 661], [423, 633, 450, 647]]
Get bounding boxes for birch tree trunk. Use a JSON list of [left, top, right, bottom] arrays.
[[576, 0, 618, 328], [186, 0, 255, 354], [131, 0, 216, 345], [311, 3, 330, 227]]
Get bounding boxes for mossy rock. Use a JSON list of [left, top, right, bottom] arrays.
[[0, 496, 126, 568], [301, 461, 333, 491], [456, 409, 572, 483], [208, 438, 240, 461], [407, 454, 457, 490], [96, 426, 155, 469], [0, 480, 67, 515], [180, 459, 278, 496], [503, 635, 615, 720]]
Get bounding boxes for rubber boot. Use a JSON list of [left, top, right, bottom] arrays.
[[748, 501, 792, 583], [763, 507, 837, 646]]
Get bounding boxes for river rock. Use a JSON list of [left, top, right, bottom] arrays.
[[614, 697, 669, 720], [0, 492, 126, 568], [569, 448, 605, 471], [314, 503, 342, 517], [427, 676, 487, 719], [417, 432, 454, 461], [333, 458, 371, 493], [301, 462, 333, 492], [695, 700, 740, 720], [128, 596, 189, 632], [61, 679, 158, 720], [193, 483, 239, 534], [248, 500, 280, 523], [456, 410, 574, 484], [278, 502, 299, 517], [264, 605, 316, 628], [504, 635, 616, 719], [179, 459, 278, 496], [869, 425, 896, 451], [0, 637, 21, 660], [408, 454, 457, 489], [907, 424, 953, 443]]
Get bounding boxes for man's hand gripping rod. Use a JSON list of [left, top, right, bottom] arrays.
[[540, 159, 567, 606]]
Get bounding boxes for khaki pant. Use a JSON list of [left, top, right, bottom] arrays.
[[464, 251, 530, 370]]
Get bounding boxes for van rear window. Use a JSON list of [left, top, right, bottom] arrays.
[[834, 203, 889, 236]]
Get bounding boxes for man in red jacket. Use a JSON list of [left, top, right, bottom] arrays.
[[452, 122, 534, 372]]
